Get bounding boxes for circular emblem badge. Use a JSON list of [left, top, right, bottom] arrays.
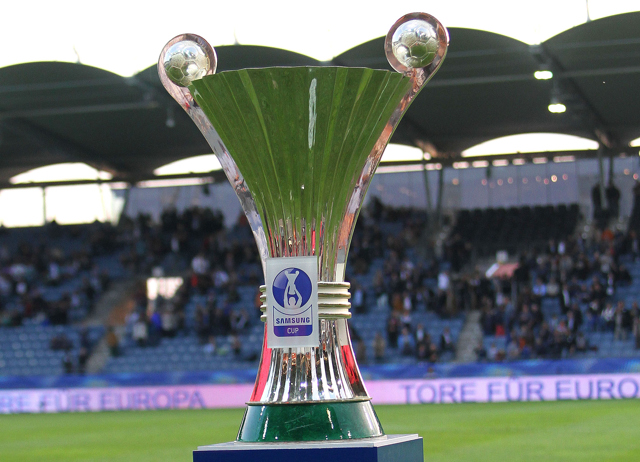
[[272, 267, 312, 314]]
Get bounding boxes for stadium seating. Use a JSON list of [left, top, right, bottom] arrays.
[[101, 211, 463, 374], [0, 223, 126, 376], [451, 204, 580, 257], [0, 322, 103, 376]]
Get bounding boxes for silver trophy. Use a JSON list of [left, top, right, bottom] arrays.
[[158, 12, 448, 443]]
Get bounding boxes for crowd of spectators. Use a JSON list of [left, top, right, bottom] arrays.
[[82, 200, 640, 366], [0, 222, 114, 328], [475, 229, 640, 361], [117, 207, 261, 283], [0, 222, 119, 375], [5, 196, 640, 376], [109, 199, 465, 366], [100, 199, 640, 368], [347, 199, 462, 363], [117, 207, 261, 362], [382, 312, 456, 363]]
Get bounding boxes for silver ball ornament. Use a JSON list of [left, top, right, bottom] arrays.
[[163, 40, 211, 87], [391, 19, 438, 69]]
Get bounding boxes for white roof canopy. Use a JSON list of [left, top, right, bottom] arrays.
[[4, 0, 638, 76]]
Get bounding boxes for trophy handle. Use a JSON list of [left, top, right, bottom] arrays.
[[336, 13, 449, 281], [158, 34, 271, 271], [157, 34, 217, 110], [385, 12, 449, 78]]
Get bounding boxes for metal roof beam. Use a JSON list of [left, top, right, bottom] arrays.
[[0, 118, 125, 177], [381, 148, 605, 168], [0, 78, 126, 94], [0, 100, 159, 120], [0, 170, 228, 191]]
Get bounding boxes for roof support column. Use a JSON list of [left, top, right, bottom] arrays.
[[41, 187, 47, 224], [421, 157, 433, 215], [436, 167, 444, 227], [121, 186, 132, 224], [595, 146, 607, 229], [608, 150, 615, 186]]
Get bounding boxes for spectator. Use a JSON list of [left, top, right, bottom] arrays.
[[400, 309, 413, 331], [592, 183, 604, 228], [356, 340, 367, 364], [195, 305, 210, 343], [386, 313, 400, 348], [416, 342, 430, 361], [77, 347, 89, 374], [231, 309, 249, 334], [62, 351, 74, 374], [614, 301, 628, 341], [8, 199, 640, 375], [132, 316, 149, 347], [574, 332, 588, 353], [439, 327, 455, 353], [428, 342, 439, 362], [373, 332, 386, 362], [438, 270, 450, 292], [474, 341, 487, 361], [602, 303, 615, 331], [398, 327, 415, 356], [506, 338, 520, 360], [532, 278, 546, 300], [487, 342, 498, 361], [161, 307, 178, 337], [148, 310, 163, 345], [203, 335, 217, 356], [618, 265, 632, 285], [352, 282, 365, 314], [415, 323, 427, 346], [231, 335, 242, 358], [191, 252, 209, 275]]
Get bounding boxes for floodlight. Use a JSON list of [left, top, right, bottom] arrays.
[[534, 70, 553, 80]]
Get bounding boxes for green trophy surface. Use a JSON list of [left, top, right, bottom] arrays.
[[190, 67, 411, 281], [189, 67, 411, 442], [237, 401, 384, 442]]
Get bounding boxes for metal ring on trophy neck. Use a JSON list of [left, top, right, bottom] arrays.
[[258, 282, 352, 320]]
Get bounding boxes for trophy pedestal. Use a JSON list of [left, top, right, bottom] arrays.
[[194, 434, 423, 462]]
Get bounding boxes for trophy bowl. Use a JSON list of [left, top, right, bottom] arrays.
[[158, 12, 448, 443]]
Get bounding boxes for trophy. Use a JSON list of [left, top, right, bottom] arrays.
[[159, 12, 448, 460]]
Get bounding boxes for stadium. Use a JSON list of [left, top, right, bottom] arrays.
[[2, 2, 640, 461]]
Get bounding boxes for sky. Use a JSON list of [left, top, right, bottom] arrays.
[[3, 0, 639, 76]]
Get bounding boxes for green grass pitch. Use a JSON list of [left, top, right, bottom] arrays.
[[2, 400, 639, 461]]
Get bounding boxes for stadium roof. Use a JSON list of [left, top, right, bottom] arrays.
[[336, 12, 640, 155], [0, 11, 639, 187]]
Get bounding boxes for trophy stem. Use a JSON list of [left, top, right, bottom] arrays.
[[187, 67, 412, 442], [236, 285, 381, 441]]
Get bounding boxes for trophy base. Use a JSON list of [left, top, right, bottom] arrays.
[[236, 400, 384, 442], [194, 434, 423, 462]]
